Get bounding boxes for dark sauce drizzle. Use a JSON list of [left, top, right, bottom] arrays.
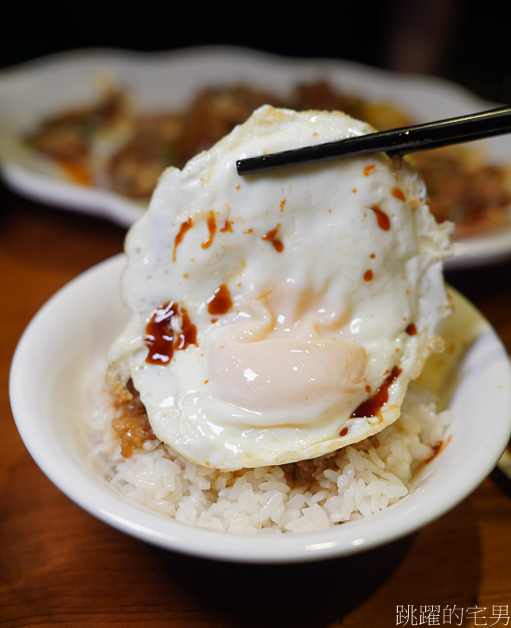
[[351, 366, 402, 419], [202, 211, 217, 249], [207, 284, 233, 316], [370, 206, 390, 231], [173, 218, 193, 261], [144, 301, 197, 365], [262, 224, 284, 252]]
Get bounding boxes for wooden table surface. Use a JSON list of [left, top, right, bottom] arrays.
[[1, 180, 511, 628]]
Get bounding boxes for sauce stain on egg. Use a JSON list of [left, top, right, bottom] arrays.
[[220, 219, 233, 233], [144, 301, 197, 365], [202, 211, 217, 249], [173, 217, 193, 261], [262, 224, 284, 252], [370, 206, 391, 231], [392, 187, 405, 201], [351, 366, 402, 420], [207, 284, 233, 316]]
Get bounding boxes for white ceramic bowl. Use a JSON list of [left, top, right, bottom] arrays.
[[9, 254, 511, 563]]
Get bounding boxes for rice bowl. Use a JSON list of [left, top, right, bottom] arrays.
[[9, 254, 511, 563]]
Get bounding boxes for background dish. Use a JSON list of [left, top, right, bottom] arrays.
[[9, 254, 511, 563], [0, 46, 510, 270]]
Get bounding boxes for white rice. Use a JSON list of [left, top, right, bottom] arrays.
[[86, 370, 454, 535]]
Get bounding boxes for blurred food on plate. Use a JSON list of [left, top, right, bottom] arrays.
[[25, 79, 511, 238]]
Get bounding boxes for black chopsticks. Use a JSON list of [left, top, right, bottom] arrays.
[[236, 106, 511, 176]]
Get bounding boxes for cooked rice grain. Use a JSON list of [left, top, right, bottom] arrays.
[[86, 378, 454, 534]]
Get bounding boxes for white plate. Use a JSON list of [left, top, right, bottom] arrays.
[[9, 254, 511, 563], [1, 46, 510, 268]]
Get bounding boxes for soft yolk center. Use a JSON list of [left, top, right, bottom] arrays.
[[207, 334, 367, 426]]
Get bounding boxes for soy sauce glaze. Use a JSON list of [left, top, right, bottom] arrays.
[[144, 301, 197, 365], [351, 366, 402, 419]]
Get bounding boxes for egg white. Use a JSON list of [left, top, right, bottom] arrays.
[[107, 105, 452, 470]]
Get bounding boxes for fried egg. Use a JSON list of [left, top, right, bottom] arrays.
[[107, 105, 453, 470]]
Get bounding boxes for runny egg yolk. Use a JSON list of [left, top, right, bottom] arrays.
[[205, 288, 367, 426], [209, 335, 367, 424]]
